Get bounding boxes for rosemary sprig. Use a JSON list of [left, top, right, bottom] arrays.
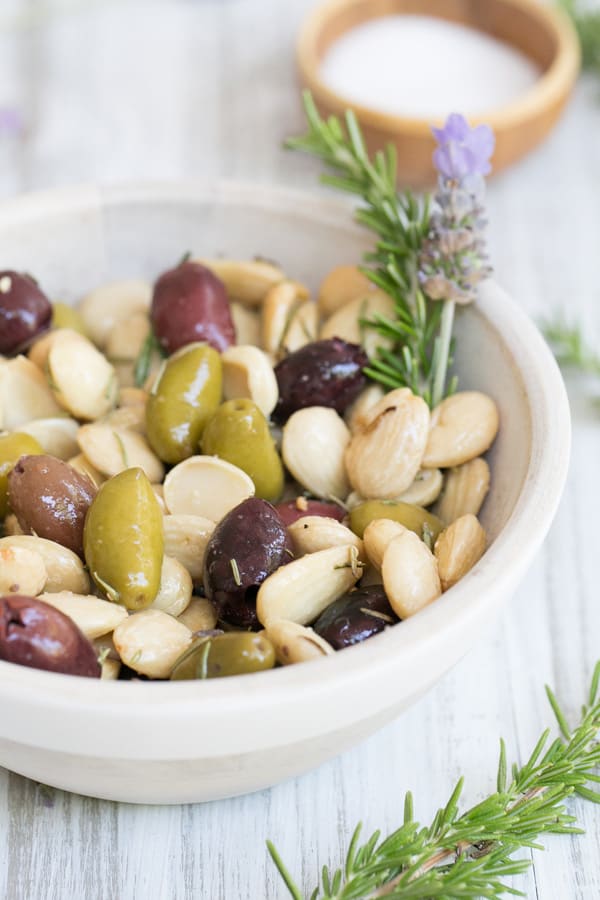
[[542, 316, 600, 377], [286, 92, 440, 406], [134, 330, 165, 388], [559, 0, 600, 74], [268, 662, 600, 899]]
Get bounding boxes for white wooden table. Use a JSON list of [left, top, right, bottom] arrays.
[[0, 2, 599, 897]]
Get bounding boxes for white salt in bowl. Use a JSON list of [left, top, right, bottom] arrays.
[[0, 181, 570, 803], [298, 0, 580, 185]]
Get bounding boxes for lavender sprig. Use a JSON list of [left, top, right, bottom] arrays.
[[286, 95, 493, 407]]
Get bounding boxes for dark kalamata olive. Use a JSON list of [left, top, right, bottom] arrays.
[[8, 455, 97, 558], [273, 338, 369, 424], [151, 261, 235, 355], [313, 585, 399, 650], [275, 498, 346, 527], [0, 271, 52, 354], [0, 595, 100, 677], [204, 497, 293, 628]]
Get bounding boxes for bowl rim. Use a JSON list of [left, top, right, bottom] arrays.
[[296, 0, 581, 133], [0, 179, 571, 758]]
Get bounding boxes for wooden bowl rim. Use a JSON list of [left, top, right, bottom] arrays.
[[297, 0, 581, 134]]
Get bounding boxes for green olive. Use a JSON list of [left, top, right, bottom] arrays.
[[201, 399, 284, 501], [146, 342, 222, 464], [83, 467, 163, 610], [52, 302, 87, 335], [170, 632, 276, 680], [0, 433, 43, 520], [349, 500, 444, 543]]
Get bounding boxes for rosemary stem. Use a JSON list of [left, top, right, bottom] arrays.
[[431, 299, 455, 408]]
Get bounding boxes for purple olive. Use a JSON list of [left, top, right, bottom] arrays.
[[0, 271, 52, 354], [8, 455, 97, 558], [0, 595, 100, 677], [313, 585, 399, 650], [151, 261, 235, 354], [203, 497, 294, 628], [273, 338, 369, 423], [275, 498, 346, 527]]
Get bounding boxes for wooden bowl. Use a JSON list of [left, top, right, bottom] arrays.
[[297, 0, 580, 186]]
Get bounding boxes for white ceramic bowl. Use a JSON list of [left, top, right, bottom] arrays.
[[0, 182, 570, 804]]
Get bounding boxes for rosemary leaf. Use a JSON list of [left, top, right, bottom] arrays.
[[268, 662, 600, 899]]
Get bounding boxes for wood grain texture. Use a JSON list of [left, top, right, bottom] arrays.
[[0, 0, 599, 897]]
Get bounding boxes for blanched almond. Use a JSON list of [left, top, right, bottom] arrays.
[[266, 620, 334, 665], [230, 302, 261, 346], [423, 392, 499, 468], [318, 265, 375, 317], [113, 609, 192, 678], [0, 355, 62, 429], [261, 280, 304, 356], [345, 388, 430, 499], [282, 407, 350, 500], [257, 544, 363, 626], [150, 556, 192, 617], [281, 300, 318, 354], [163, 456, 255, 522], [118, 387, 148, 408], [38, 591, 128, 639], [196, 258, 285, 307], [221, 344, 278, 418], [48, 331, 118, 420], [18, 416, 79, 460], [163, 514, 215, 580], [345, 383, 385, 433], [105, 311, 150, 361], [79, 278, 152, 348], [434, 514, 487, 591], [77, 423, 164, 482], [382, 531, 441, 618], [434, 458, 491, 524], [0, 545, 47, 595], [398, 469, 443, 507], [320, 290, 395, 357], [363, 519, 408, 571], [67, 453, 106, 488], [288, 516, 363, 557], [0, 535, 90, 594], [177, 596, 218, 632]]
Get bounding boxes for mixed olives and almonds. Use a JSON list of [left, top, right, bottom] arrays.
[[0, 258, 499, 681]]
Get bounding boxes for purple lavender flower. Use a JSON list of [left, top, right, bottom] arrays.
[[0, 107, 23, 138], [432, 113, 495, 181], [419, 113, 494, 306]]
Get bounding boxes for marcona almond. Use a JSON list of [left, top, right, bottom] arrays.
[[221, 344, 279, 418], [151, 483, 167, 513], [113, 609, 192, 678], [282, 407, 350, 500], [118, 387, 148, 408], [94, 635, 121, 681], [150, 556, 193, 618], [77, 423, 164, 482], [67, 453, 106, 488], [345, 383, 385, 434], [101, 404, 147, 434], [257, 544, 363, 626], [78, 278, 152, 348], [163, 456, 254, 522], [434, 514, 487, 591], [363, 519, 408, 572], [266, 620, 334, 665], [0, 535, 90, 594], [382, 531, 441, 618], [422, 392, 499, 468], [260, 280, 305, 356], [398, 469, 443, 507], [3, 514, 24, 536], [434, 458, 491, 524], [163, 514, 215, 580], [0, 355, 62, 429], [281, 300, 319, 354], [105, 311, 150, 362], [18, 416, 79, 461], [196, 258, 285, 307], [38, 591, 128, 639], [28, 328, 73, 371], [320, 290, 396, 358], [0, 545, 47, 595], [177, 597, 218, 633], [318, 265, 375, 317], [288, 516, 363, 557], [230, 302, 261, 346], [345, 388, 430, 499], [48, 331, 118, 420]]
